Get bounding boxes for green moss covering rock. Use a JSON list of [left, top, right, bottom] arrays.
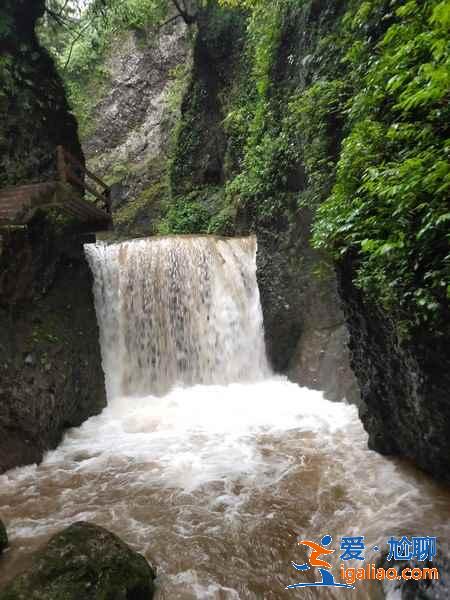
[[0, 522, 155, 600], [0, 0, 83, 187], [0, 519, 7, 555]]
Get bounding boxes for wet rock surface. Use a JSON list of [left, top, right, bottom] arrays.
[[249, 207, 360, 405], [0, 520, 7, 555], [378, 544, 450, 600], [287, 322, 359, 404], [0, 218, 106, 473], [338, 255, 450, 482], [0, 0, 83, 188], [0, 522, 155, 600]]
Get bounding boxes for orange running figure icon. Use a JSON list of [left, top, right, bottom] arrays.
[[297, 538, 334, 569], [286, 535, 355, 590]]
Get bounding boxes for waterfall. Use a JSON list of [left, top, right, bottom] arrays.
[[85, 235, 269, 399]]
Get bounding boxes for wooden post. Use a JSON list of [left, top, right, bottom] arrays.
[[56, 145, 67, 182]]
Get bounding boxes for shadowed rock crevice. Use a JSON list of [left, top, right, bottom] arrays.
[[0, 520, 7, 555]]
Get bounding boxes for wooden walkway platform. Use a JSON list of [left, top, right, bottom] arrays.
[[0, 147, 112, 232], [0, 182, 110, 228]]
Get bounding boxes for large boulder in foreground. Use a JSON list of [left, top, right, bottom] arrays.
[[0, 520, 7, 554], [0, 522, 155, 600]]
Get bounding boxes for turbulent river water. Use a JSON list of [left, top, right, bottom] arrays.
[[0, 236, 449, 599]]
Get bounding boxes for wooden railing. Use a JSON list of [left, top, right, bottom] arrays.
[[56, 145, 111, 215]]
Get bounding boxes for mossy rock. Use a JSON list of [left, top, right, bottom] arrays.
[[0, 522, 155, 600], [0, 520, 7, 554]]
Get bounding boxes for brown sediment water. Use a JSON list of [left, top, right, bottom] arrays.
[[0, 236, 449, 599]]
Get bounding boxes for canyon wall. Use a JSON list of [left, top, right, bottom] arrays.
[[77, 19, 191, 238], [339, 255, 450, 481], [0, 0, 106, 473], [0, 0, 83, 187]]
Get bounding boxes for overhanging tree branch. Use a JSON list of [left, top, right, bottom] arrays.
[[157, 14, 183, 30], [63, 17, 95, 70]]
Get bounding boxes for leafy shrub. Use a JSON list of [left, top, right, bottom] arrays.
[[314, 0, 450, 329]]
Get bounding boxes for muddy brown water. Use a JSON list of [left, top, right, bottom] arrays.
[[1, 237, 449, 599], [1, 381, 449, 598]]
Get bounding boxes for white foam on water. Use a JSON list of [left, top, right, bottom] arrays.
[[1, 378, 448, 598], [1, 235, 449, 599]]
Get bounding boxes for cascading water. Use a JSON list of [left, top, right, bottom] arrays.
[[85, 236, 269, 398], [0, 235, 449, 599]]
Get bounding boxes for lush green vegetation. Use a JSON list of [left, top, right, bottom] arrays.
[[314, 1, 450, 329], [38, 0, 449, 332], [215, 0, 450, 331]]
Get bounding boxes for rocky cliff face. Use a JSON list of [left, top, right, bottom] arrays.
[[0, 218, 105, 473], [339, 255, 450, 482], [0, 0, 106, 473], [83, 20, 190, 237], [240, 205, 359, 405], [0, 0, 83, 187]]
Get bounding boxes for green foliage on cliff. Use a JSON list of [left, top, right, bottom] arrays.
[[210, 0, 449, 331], [158, 192, 211, 233], [37, 0, 449, 330], [313, 0, 450, 328], [207, 0, 345, 234]]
